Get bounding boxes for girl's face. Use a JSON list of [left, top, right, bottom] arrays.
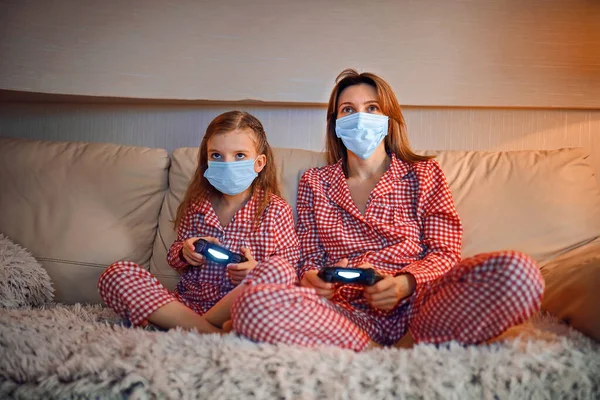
[[337, 83, 383, 118], [207, 128, 266, 173]]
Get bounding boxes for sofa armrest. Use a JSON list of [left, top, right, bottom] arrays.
[[540, 237, 600, 341]]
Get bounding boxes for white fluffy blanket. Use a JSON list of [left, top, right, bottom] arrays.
[[0, 305, 598, 399], [0, 234, 598, 399]]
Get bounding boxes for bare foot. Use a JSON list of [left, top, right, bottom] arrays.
[[364, 340, 382, 350], [487, 323, 558, 346], [394, 331, 415, 349], [222, 320, 233, 333]]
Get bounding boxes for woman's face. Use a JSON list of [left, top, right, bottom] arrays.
[[337, 83, 383, 119]]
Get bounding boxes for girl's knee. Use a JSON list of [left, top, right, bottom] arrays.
[[97, 261, 144, 291]]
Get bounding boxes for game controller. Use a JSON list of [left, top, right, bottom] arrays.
[[194, 239, 247, 264], [317, 267, 384, 286]]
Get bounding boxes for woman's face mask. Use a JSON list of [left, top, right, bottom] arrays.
[[203, 159, 258, 195], [335, 112, 389, 160]]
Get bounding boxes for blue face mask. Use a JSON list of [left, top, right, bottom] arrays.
[[203, 159, 258, 195], [335, 112, 389, 160]]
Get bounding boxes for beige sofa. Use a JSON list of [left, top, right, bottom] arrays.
[[1, 136, 599, 341]]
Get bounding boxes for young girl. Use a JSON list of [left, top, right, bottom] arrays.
[[98, 111, 300, 332], [229, 70, 544, 350]]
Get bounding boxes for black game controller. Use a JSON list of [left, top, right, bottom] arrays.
[[194, 239, 247, 264], [317, 267, 384, 286]]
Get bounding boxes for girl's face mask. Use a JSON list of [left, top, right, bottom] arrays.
[[335, 112, 389, 160], [203, 159, 258, 195]]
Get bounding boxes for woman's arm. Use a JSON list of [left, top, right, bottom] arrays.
[[398, 160, 462, 292], [361, 161, 461, 308]]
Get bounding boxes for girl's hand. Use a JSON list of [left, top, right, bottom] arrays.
[[182, 236, 221, 266], [227, 247, 257, 286], [300, 258, 348, 299], [360, 262, 416, 311]]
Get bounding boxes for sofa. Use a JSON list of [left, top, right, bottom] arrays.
[[0, 136, 599, 399]]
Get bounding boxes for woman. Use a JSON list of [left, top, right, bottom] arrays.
[[229, 69, 544, 351]]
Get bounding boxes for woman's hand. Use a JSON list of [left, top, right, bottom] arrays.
[[359, 262, 417, 311], [181, 236, 220, 266], [227, 247, 257, 286], [300, 258, 349, 299]]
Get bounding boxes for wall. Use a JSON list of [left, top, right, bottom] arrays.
[[1, 0, 599, 107]]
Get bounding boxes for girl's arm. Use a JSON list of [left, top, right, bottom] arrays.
[[167, 202, 202, 271], [296, 170, 328, 280]]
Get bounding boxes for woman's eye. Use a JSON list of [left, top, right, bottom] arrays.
[[341, 106, 354, 114], [210, 153, 222, 160], [235, 153, 246, 160], [367, 105, 379, 112]]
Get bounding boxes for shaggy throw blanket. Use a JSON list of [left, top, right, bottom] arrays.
[[0, 305, 598, 399], [0, 235, 599, 399], [0, 234, 53, 308]]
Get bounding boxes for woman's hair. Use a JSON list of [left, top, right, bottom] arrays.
[[326, 68, 432, 172], [174, 111, 280, 229]]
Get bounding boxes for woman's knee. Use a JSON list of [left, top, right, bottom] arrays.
[[231, 283, 309, 334], [233, 284, 285, 316], [248, 256, 298, 285], [485, 250, 545, 301], [231, 284, 283, 335]]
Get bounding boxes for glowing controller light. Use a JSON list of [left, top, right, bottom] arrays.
[[207, 248, 229, 260], [337, 271, 361, 279]]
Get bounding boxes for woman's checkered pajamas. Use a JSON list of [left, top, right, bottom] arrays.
[[231, 156, 544, 351], [98, 192, 300, 326]]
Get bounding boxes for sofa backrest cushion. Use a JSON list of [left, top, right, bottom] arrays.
[[0, 137, 170, 304], [152, 147, 600, 284], [429, 148, 600, 262]]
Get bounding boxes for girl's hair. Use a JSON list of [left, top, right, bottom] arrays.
[[174, 111, 280, 229], [326, 68, 432, 173]]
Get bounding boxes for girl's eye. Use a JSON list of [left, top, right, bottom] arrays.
[[235, 153, 246, 160], [367, 104, 379, 113], [341, 106, 354, 114], [210, 153, 222, 160]]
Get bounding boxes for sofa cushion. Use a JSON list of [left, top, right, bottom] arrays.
[[0, 138, 170, 304], [150, 147, 326, 285], [539, 237, 600, 341], [429, 148, 600, 263]]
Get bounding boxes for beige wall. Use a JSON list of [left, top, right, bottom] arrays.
[[1, 0, 599, 107], [1, 103, 598, 184]]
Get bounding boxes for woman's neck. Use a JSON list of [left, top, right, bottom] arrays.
[[346, 146, 391, 181]]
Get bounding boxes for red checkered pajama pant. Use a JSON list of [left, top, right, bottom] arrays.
[[97, 256, 297, 326], [231, 251, 545, 351]]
